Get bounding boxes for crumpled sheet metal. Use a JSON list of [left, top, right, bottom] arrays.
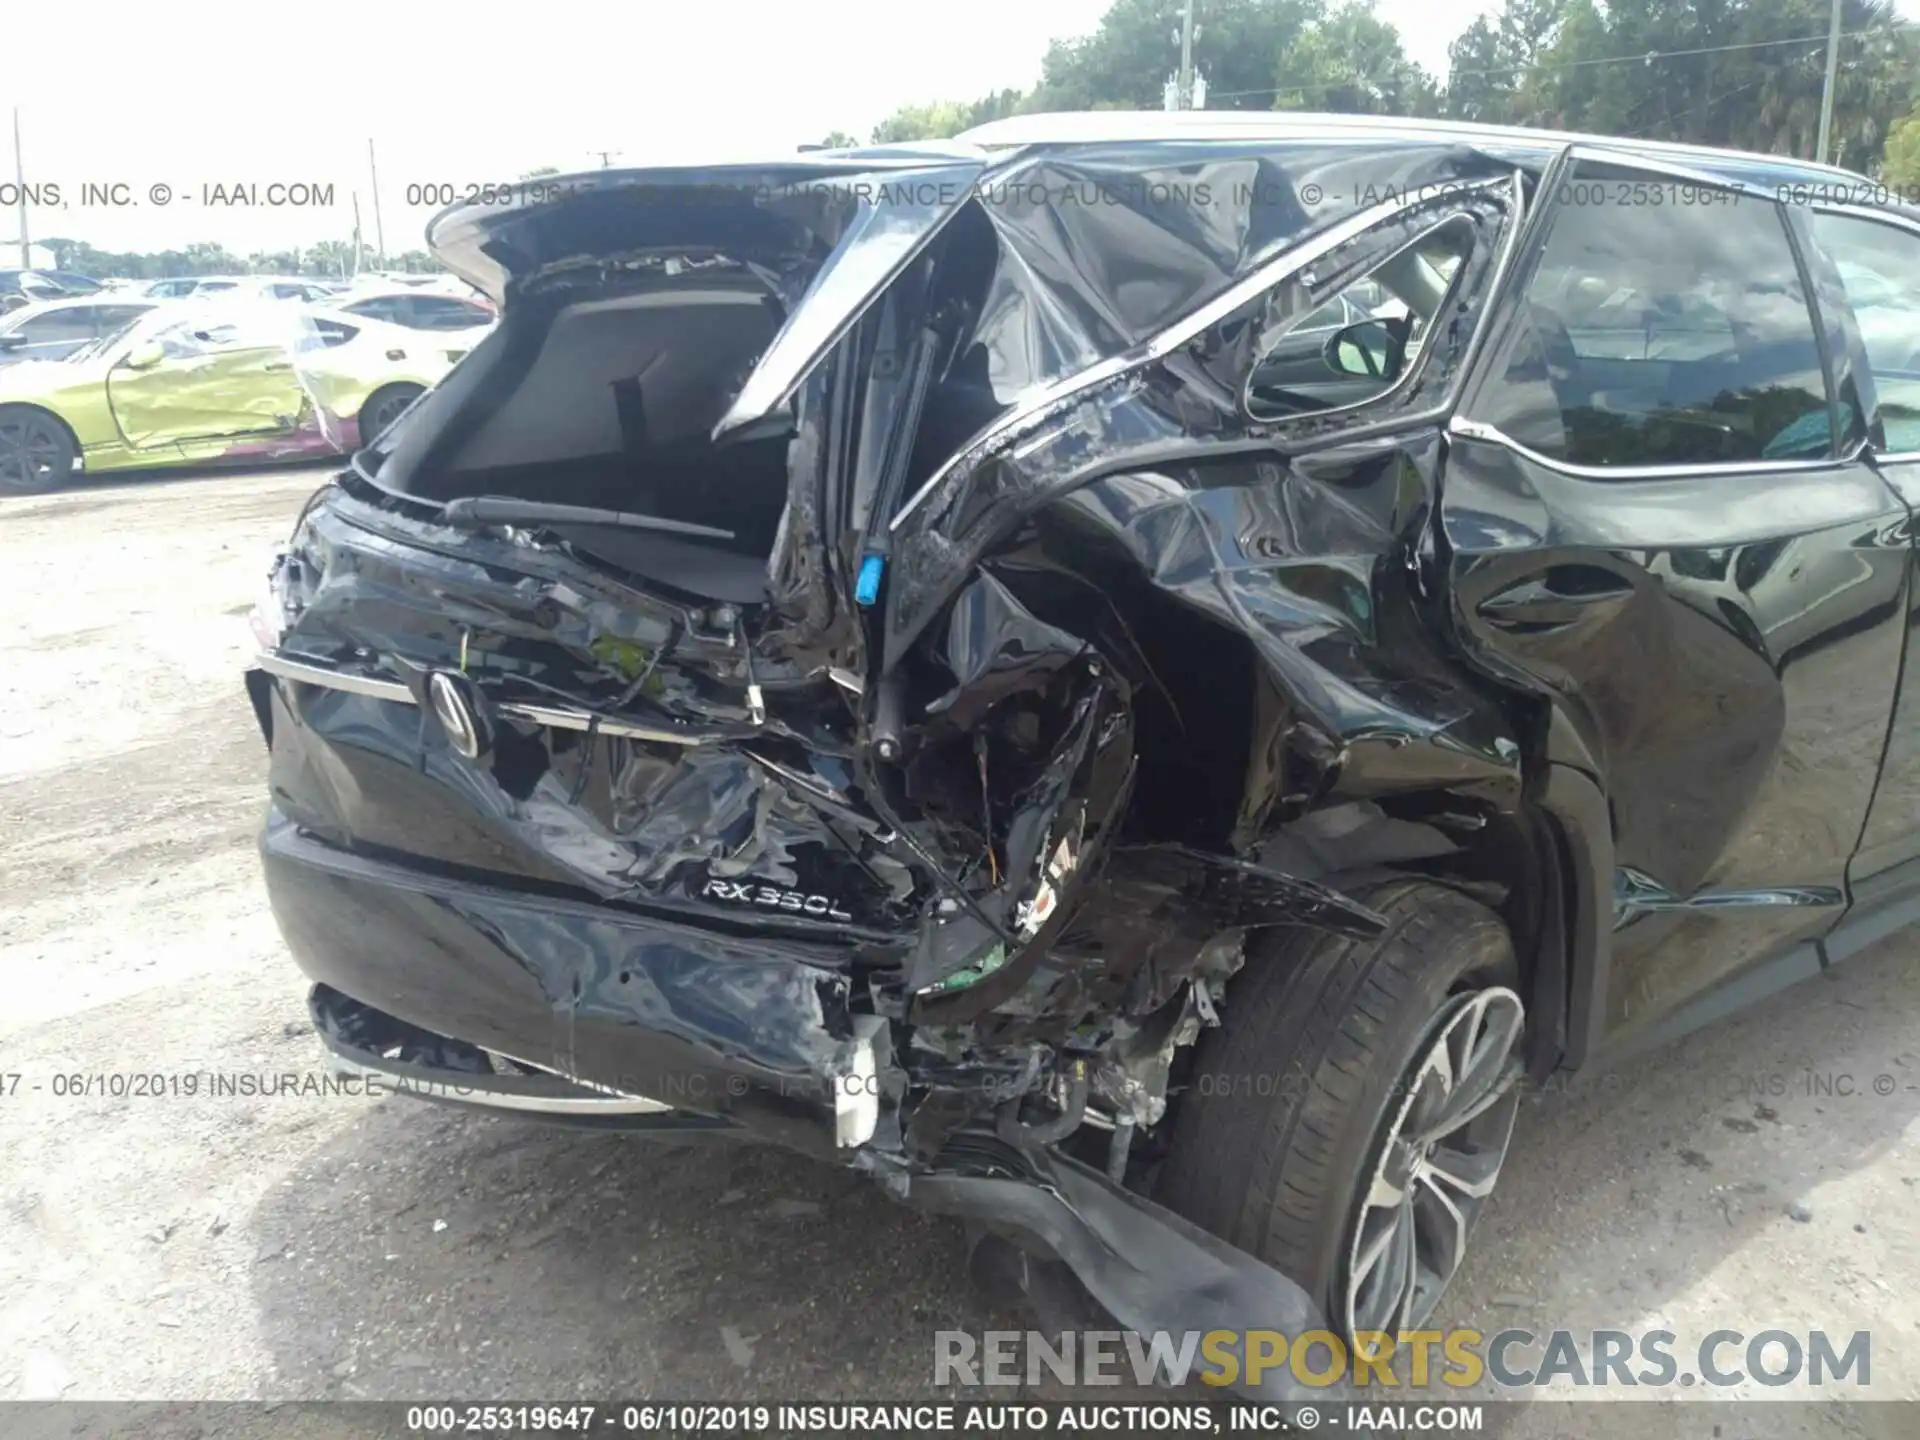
[[882, 179, 1521, 661]]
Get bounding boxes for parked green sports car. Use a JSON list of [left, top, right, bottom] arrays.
[[0, 302, 485, 493]]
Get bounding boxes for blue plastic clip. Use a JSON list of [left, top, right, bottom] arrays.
[[855, 553, 885, 607]]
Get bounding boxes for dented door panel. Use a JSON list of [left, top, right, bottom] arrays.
[[1440, 437, 1907, 1052]]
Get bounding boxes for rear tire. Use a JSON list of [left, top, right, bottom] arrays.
[[0, 406, 77, 494], [357, 383, 423, 446], [1157, 880, 1524, 1339]]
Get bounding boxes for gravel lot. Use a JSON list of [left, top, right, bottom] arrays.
[[3, 467, 1917, 1438]]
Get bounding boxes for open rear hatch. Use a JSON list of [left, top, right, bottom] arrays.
[[252, 159, 971, 946]]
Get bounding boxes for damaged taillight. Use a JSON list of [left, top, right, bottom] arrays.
[[1015, 826, 1082, 940], [248, 547, 292, 651]]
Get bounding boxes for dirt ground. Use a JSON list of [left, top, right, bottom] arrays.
[[2, 467, 1917, 1438]]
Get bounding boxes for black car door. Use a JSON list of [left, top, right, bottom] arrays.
[[1438, 157, 1911, 1062], [1800, 204, 1920, 949]]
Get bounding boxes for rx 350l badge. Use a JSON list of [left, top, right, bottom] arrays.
[[701, 879, 853, 922]]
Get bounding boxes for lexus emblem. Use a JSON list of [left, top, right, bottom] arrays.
[[428, 671, 487, 760]]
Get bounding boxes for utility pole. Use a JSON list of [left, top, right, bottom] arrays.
[[12, 107, 28, 268], [351, 192, 363, 280], [1163, 1, 1204, 110], [1815, 0, 1843, 165], [367, 139, 387, 267], [1177, 0, 1196, 108], [589, 149, 621, 168]]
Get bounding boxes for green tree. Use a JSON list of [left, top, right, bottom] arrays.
[[1444, 17, 1511, 123], [1881, 109, 1920, 186], [1495, 0, 1912, 165], [1026, 0, 1326, 112], [871, 101, 973, 143], [1445, 0, 1564, 124], [870, 1, 1443, 134], [247, 249, 304, 275], [306, 240, 356, 279], [1745, 0, 1913, 172], [870, 92, 1023, 143], [815, 130, 860, 149], [1273, 2, 1437, 115]]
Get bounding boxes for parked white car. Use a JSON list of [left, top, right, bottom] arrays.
[[331, 289, 496, 332], [144, 276, 335, 303], [296, 303, 492, 444]]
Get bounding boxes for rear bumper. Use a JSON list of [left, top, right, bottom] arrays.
[[261, 812, 884, 1161], [262, 812, 1339, 1403]]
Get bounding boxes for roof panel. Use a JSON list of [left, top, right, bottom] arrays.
[[957, 110, 1865, 190]]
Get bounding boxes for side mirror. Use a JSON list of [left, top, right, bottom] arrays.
[[1324, 319, 1400, 381], [0, 333, 25, 351], [121, 342, 166, 371]]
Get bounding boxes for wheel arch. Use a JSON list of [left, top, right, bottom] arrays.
[[0, 402, 85, 485], [0, 401, 84, 457], [954, 453, 1611, 1082], [1252, 784, 1601, 1084], [359, 380, 426, 420]]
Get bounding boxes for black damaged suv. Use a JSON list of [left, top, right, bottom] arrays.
[[246, 113, 1920, 1397]]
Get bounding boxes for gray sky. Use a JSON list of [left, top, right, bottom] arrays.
[[0, 0, 1823, 258]]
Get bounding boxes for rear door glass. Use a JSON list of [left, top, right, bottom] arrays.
[[1808, 210, 1920, 453], [1473, 164, 1833, 468], [416, 297, 491, 329], [1248, 217, 1474, 421]]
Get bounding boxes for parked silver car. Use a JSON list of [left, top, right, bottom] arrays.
[[0, 295, 159, 367]]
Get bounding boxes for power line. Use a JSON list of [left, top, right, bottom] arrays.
[[1203, 21, 1915, 106], [1611, 37, 1828, 137], [1623, 53, 1817, 139]]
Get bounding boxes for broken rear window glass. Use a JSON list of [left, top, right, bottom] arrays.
[[1246, 216, 1472, 422]]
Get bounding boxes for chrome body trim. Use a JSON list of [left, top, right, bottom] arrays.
[[953, 111, 1870, 187], [254, 650, 713, 746], [1445, 417, 1864, 481], [323, 1048, 676, 1116]]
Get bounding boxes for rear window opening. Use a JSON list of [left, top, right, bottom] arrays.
[[362, 268, 794, 605]]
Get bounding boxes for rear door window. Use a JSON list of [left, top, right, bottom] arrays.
[[92, 304, 153, 333], [1472, 163, 1833, 468], [1807, 210, 1920, 453], [1248, 217, 1474, 421], [15, 308, 97, 345], [345, 297, 406, 324], [409, 296, 491, 330]]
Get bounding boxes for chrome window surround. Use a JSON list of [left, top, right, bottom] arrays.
[[1556, 143, 1732, 189], [1446, 417, 1868, 481], [1451, 152, 1866, 483], [889, 172, 1523, 531], [255, 649, 714, 746]]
